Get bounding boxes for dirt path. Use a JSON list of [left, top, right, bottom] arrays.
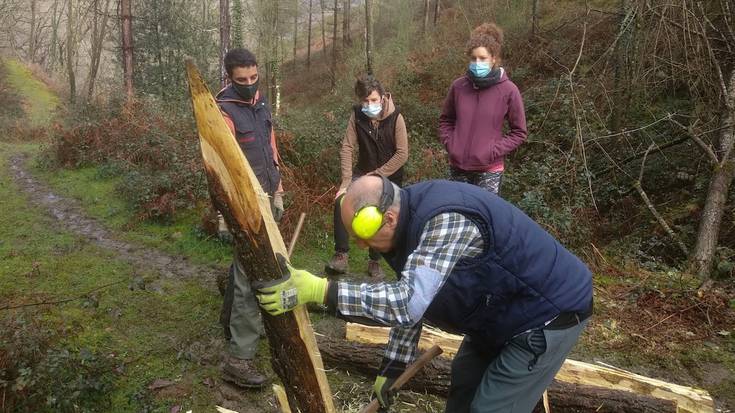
[[9, 152, 224, 282], [8, 151, 281, 412]]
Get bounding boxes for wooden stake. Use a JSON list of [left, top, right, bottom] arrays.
[[287, 212, 306, 257], [358, 345, 443, 413], [185, 60, 334, 413]]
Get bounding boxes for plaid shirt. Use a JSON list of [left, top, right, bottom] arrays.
[[336, 212, 483, 365]]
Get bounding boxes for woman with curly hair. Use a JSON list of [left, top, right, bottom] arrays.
[[439, 23, 527, 195]]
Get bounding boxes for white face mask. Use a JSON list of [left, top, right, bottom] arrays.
[[361, 103, 382, 118]]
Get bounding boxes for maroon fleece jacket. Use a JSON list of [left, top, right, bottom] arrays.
[[438, 71, 527, 172]]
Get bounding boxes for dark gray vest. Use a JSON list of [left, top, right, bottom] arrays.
[[217, 86, 280, 195]]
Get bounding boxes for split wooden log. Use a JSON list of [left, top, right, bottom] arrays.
[[344, 323, 714, 413], [316, 334, 677, 413], [185, 60, 334, 413]]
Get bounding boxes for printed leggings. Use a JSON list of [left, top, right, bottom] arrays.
[[449, 167, 503, 195]]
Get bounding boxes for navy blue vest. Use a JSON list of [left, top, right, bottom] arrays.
[[383, 180, 593, 350], [217, 86, 280, 195]]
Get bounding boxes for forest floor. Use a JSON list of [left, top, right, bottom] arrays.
[[1, 58, 734, 412]]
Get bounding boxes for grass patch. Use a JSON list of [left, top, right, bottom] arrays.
[[0, 143, 233, 412], [31, 155, 232, 267], [3, 59, 59, 127]]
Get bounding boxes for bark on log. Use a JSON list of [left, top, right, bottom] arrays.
[[316, 335, 677, 413], [345, 324, 714, 413], [185, 61, 335, 413]]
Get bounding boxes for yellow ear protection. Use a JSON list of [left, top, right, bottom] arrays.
[[349, 175, 394, 239]]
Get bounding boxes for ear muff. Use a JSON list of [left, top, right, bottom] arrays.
[[350, 175, 394, 240], [352, 205, 384, 239]]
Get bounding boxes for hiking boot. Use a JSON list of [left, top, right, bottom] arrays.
[[367, 259, 385, 280], [222, 355, 267, 389], [325, 252, 349, 275]]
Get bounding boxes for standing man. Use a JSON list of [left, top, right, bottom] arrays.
[[216, 48, 284, 389], [256, 176, 593, 412]]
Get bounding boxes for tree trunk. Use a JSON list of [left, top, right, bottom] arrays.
[[87, 0, 111, 100], [364, 0, 373, 75], [610, 0, 630, 132], [219, 0, 231, 87], [153, 1, 165, 98], [422, 0, 429, 34], [331, 0, 337, 89], [293, 0, 298, 60], [433, 0, 439, 26], [66, 0, 76, 103], [531, 0, 539, 37], [692, 161, 735, 279], [342, 0, 350, 47], [316, 335, 677, 413], [232, 0, 243, 47], [29, 0, 37, 63], [692, 69, 735, 279], [120, 0, 134, 102], [307, 0, 312, 68], [48, 0, 61, 71], [320, 0, 326, 59], [185, 61, 336, 413], [270, 0, 280, 115]]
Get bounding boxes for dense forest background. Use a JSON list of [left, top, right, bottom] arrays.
[[0, 0, 733, 412]]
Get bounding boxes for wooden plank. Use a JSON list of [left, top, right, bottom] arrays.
[[556, 359, 713, 413], [185, 60, 334, 413], [346, 323, 461, 357], [345, 323, 714, 413]]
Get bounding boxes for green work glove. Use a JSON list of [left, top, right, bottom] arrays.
[[255, 264, 327, 315], [272, 193, 284, 223], [372, 375, 397, 410]]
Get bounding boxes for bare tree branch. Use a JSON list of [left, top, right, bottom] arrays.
[[635, 144, 690, 256], [669, 117, 720, 165]]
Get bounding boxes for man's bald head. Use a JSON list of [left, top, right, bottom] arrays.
[[340, 175, 401, 252]]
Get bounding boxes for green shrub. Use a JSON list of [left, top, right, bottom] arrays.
[[0, 312, 115, 412], [43, 100, 208, 222]]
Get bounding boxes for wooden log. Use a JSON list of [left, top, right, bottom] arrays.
[[316, 334, 677, 413], [185, 60, 334, 413], [344, 323, 714, 413]]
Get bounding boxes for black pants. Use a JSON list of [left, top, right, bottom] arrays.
[[333, 175, 402, 260]]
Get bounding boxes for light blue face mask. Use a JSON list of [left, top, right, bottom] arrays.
[[469, 61, 491, 78], [361, 103, 382, 118]]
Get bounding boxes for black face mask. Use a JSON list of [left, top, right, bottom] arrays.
[[466, 67, 503, 90], [232, 79, 259, 101]]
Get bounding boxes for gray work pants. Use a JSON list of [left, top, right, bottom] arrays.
[[220, 258, 265, 359], [445, 320, 588, 413], [219, 198, 279, 359]]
